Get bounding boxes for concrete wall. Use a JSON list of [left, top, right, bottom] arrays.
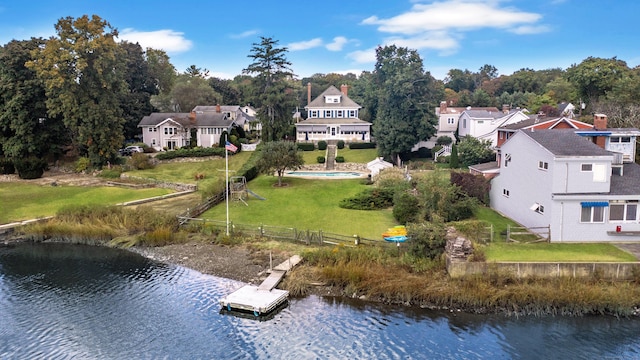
[[447, 257, 640, 280]]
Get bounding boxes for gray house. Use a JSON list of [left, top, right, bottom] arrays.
[[490, 127, 640, 242]]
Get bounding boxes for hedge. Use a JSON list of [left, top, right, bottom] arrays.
[[297, 143, 315, 151], [348, 142, 376, 149], [155, 147, 226, 160]]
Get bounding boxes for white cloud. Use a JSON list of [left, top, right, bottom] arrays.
[[348, 47, 377, 64], [326, 36, 349, 51], [230, 30, 259, 39], [509, 25, 551, 35], [119, 29, 192, 53], [362, 0, 546, 54], [288, 38, 323, 51]]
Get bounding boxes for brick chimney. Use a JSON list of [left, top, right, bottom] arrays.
[[216, 104, 221, 113], [502, 104, 510, 114], [593, 113, 607, 130], [439, 101, 447, 114], [340, 84, 348, 96], [307, 82, 312, 105], [189, 111, 196, 123]]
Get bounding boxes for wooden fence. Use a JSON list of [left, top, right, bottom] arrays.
[[177, 217, 385, 248]]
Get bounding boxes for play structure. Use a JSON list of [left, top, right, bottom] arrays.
[[229, 176, 265, 205]]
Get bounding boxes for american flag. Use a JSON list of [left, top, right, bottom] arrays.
[[225, 141, 238, 153]]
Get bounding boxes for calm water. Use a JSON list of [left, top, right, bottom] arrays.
[[1, 242, 639, 359]]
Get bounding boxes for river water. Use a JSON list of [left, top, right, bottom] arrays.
[[1, 242, 639, 359]]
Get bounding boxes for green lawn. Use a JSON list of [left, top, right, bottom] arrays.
[[473, 206, 636, 262], [300, 148, 378, 164], [0, 183, 172, 224], [126, 152, 252, 188], [201, 175, 396, 240]]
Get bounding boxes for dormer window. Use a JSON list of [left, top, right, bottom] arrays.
[[325, 95, 341, 103]]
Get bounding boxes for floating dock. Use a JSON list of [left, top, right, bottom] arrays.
[[220, 255, 302, 317]]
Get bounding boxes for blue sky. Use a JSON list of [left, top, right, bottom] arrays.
[[1, 0, 639, 81]]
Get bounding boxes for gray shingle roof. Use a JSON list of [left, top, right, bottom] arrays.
[[192, 105, 240, 113], [138, 112, 231, 127], [610, 163, 640, 195], [462, 109, 506, 119], [522, 129, 613, 157], [305, 86, 361, 109]]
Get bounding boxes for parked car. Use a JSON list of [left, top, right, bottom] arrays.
[[118, 146, 144, 156]]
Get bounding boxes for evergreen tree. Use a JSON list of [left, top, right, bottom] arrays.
[[449, 143, 459, 168]]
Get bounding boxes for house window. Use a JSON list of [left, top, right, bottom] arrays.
[[463, 119, 467, 128], [593, 163, 607, 182], [324, 110, 332, 118], [503, 189, 510, 197], [609, 201, 638, 222], [538, 161, 548, 170], [349, 110, 356, 118], [477, 120, 484, 124], [447, 117, 455, 124], [530, 203, 544, 214], [504, 153, 511, 167], [610, 137, 631, 143], [581, 205, 606, 223], [337, 110, 343, 117], [581, 164, 592, 172], [499, 132, 504, 139]]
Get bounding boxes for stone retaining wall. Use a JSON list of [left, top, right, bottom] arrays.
[[299, 163, 368, 172], [119, 174, 197, 192]]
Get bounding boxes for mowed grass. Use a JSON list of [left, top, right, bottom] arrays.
[[473, 206, 636, 262], [0, 183, 172, 224], [126, 151, 252, 187], [201, 175, 397, 239], [300, 148, 378, 164]]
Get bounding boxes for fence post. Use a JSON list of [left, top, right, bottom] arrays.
[[319, 230, 323, 245], [506, 224, 510, 242]]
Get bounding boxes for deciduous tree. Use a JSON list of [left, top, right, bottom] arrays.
[[457, 135, 495, 166], [28, 15, 127, 166], [257, 141, 303, 186]]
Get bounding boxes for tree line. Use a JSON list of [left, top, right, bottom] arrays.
[[2, 14, 639, 173]]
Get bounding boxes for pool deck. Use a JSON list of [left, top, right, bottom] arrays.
[[283, 171, 369, 179]]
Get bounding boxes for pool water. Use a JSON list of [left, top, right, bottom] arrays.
[[284, 171, 365, 178]]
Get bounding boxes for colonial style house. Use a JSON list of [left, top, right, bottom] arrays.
[[490, 116, 640, 242], [138, 107, 237, 151], [434, 101, 499, 142], [295, 84, 371, 143], [457, 108, 529, 147]]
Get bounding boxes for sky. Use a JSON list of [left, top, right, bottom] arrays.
[[1, 0, 639, 81]]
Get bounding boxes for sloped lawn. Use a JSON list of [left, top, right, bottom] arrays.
[[200, 175, 396, 240]]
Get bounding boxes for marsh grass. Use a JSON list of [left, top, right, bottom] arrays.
[[23, 205, 181, 247], [292, 245, 640, 316]]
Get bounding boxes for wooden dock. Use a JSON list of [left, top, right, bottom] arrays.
[[219, 255, 302, 316]]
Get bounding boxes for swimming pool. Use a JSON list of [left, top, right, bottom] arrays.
[[284, 171, 367, 178]]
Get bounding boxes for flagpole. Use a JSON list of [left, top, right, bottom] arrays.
[[225, 146, 229, 236]]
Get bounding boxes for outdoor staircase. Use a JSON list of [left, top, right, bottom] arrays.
[[325, 144, 337, 170], [434, 145, 452, 161]]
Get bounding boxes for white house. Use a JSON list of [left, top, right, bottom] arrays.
[[295, 84, 371, 143], [138, 108, 237, 151], [458, 109, 529, 147], [490, 124, 640, 242]]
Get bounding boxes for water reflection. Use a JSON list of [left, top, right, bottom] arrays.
[[1, 242, 639, 359]]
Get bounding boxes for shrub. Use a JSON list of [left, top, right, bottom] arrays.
[[75, 157, 91, 173], [415, 147, 431, 159], [407, 221, 447, 259], [392, 191, 420, 224], [436, 136, 453, 146], [0, 158, 15, 174], [99, 168, 123, 179], [348, 142, 376, 149], [128, 152, 155, 170], [155, 147, 225, 160], [450, 171, 491, 205], [317, 156, 325, 164], [297, 143, 315, 151], [335, 156, 345, 163], [14, 157, 47, 179], [337, 140, 345, 149], [318, 140, 327, 150], [339, 187, 395, 210]]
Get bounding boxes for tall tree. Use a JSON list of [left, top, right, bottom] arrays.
[[566, 57, 630, 104], [147, 48, 177, 112], [243, 37, 297, 141], [208, 77, 240, 105], [184, 65, 209, 78], [120, 42, 157, 140], [169, 74, 220, 112], [372, 45, 441, 164], [0, 38, 66, 160], [28, 15, 127, 166]]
